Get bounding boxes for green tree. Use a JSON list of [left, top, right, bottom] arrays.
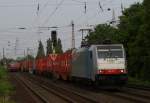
[[117, 3, 144, 78], [134, 0, 150, 79], [118, 3, 144, 48], [46, 38, 53, 55], [36, 41, 45, 58], [26, 55, 34, 60], [47, 37, 63, 54], [85, 24, 119, 45], [55, 38, 63, 53]]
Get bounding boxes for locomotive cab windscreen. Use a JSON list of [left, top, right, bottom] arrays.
[[97, 45, 124, 59]]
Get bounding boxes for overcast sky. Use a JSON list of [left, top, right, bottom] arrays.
[[0, 0, 142, 59]]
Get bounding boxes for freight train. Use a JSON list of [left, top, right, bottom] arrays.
[[11, 44, 128, 86]]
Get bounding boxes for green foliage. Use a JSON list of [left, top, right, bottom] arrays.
[[117, 3, 146, 79], [0, 81, 13, 96], [0, 66, 7, 80], [16, 55, 34, 61], [36, 41, 45, 58], [46, 38, 53, 55], [16, 57, 23, 61], [128, 76, 150, 86], [0, 65, 13, 103], [118, 3, 144, 47], [26, 55, 34, 60], [119, 2, 150, 81], [86, 24, 119, 45], [46, 38, 63, 54], [55, 38, 63, 53], [143, 0, 150, 27]]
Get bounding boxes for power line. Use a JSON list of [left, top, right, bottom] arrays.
[[0, 0, 126, 7], [42, 0, 65, 26], [0, 4, 35, 7], [38, 0, 51, 14], [71, 0, 84, 3]]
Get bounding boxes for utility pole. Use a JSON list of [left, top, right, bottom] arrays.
[[3, 48, 5, 59], [71, 21, 75, 49], [24, 50, 26, 57], [2, 48, 6, 66], [110, 9, 116, 27], [25, 48, 30, 71], [79, 28, 92, 40], [14, 38, 19, 56], [79, 27, 92, 47], [37, 26, 42, 41]]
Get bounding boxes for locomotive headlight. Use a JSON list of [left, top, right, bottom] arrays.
[[98, 70, 103, 74], [120, 70, 124, 73]]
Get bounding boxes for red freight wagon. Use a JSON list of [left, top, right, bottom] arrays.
[[54, 54, 61, 73], [21, 61, 28, 72], [8, 62, 20, 72], [35, 57, 47, 74], [42, 57, 47, 72], [47, 55, 53, 72], [35, 59, 42, 74], [48, 52, 72, 80], [47, 55, 54, 72], [47, 54, 58, 72], [28, 60, 33, 72], [20, 60, 31, 72]]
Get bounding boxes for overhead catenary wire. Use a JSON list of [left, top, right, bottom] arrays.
[[0, 0, 138, 57], [42, 0, 65, 26], [84, 2, 87, 14], [0, 3, 96, 7], [99, 1, 103, 12], [38, 0, 50, 14], [73, 0, 117, 24], [0, 0, 133, 8], [70, 0, 85, 4]]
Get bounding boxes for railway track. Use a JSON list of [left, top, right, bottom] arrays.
[[21, 73, 98, 103], [101, 89, 150, 103], [127, 84, 150, 91], [15, 73, 70, 103], [60, 83, 150, 103], [113, 85, 150, 103], [51, 79, 150, 103], [13, 74, 48, 103], [17, 73, 150, 103], [21, 73, 134, 103]]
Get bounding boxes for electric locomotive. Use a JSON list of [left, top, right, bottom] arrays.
[[71, 44, 127, 86]]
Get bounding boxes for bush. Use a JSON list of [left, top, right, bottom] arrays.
[[0, 65, 14, 103], [0, 66, 7, 80], [0, 81, 13, 96], [128, 76, 150, 86]]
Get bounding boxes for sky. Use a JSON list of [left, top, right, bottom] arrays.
[[0, 0, 143, 59]]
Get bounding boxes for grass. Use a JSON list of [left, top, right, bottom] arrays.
[[0, 65, 15, 103], [128, 76, 150, 86], [0, 97, 15, 103]]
